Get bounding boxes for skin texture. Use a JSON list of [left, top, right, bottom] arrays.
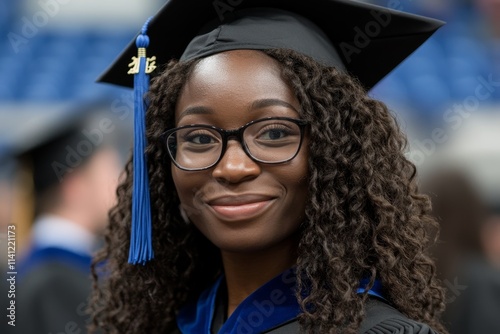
[[172, 51, 309, 315], [90, 49, 448, 334]]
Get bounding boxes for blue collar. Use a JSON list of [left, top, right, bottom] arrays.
[[18, 246, 92, 280], [357, 277, 385, 300], [177, 268, 385, 334]]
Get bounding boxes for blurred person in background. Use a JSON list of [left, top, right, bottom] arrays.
[[425, 171, 500, 334], [481, 207, 500, 268], [472, 0, 500, 80], [422, 114, 500, 334], [473, 0, 500, 37], [424, 171, 487, 281], [7, 102, 125, 334]]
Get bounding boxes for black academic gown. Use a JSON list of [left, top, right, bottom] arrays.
[[11, 246, 93, 334], [208, 296, 439, 334], [8, 216, 95, 334], [444, 256, 500, 334], [173, 268, 439, 334]]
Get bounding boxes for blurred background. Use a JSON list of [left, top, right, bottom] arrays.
[[0, 0, 499, 333], [0, 0, 164, 257], [370, 2, 500, 332], [0, 1, 163, 333]]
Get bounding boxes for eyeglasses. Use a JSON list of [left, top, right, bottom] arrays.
[[161, 117, 308, 171]]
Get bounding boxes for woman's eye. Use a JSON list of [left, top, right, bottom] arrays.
[[191, 135, 214, 144], [184, 131, 219, 144], [260, 129, 288, 140], [257, 125, 292, 140]]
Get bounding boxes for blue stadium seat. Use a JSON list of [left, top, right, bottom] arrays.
[[450, 75, 480, 101], [0, 28, 137, 101], [22, 82, 62, 101], [407, 74, 451, 118], [370, 73, 411, 108], [398, 53, 447, 83], [444, 37, 489, 74]]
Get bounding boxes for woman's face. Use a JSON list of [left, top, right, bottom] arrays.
[[171, 50, 309, 253]]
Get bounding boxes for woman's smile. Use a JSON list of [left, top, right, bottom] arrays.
[[205, 194, 277, 221]]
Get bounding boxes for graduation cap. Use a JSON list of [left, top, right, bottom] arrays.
[[10, 102, 120, 204], [98, 0, 445, 264]]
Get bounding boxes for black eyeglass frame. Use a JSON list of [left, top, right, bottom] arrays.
[[161, 117, 309, 171]]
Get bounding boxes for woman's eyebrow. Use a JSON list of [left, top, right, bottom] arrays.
[[250, 98, 299, 113], [178, 106, 213, 121], [178, 98, 297, 121]]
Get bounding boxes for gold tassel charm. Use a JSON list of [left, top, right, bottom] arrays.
[[128, 48, 157, 75]]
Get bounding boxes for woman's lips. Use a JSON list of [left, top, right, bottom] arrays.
[[206, 195, 276, 221]]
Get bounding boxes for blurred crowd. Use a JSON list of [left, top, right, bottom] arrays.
[[0, 0, 499, 333]]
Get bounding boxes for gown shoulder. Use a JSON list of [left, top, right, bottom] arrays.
[[172, 297, 440, 334], [361, 298, 440, 334]]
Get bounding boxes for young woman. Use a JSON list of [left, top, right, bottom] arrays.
[[90, 1, 448, 333]]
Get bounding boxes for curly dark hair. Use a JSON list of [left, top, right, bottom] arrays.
[[89, 48, 448, 333]]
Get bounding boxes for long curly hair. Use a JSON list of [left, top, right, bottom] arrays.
[[89, 48, 447, 333]]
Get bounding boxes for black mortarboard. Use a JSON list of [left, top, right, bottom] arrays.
[[97, 0, 445, 265], [11, 102, 116, 199], [99, 0, 444, 90]]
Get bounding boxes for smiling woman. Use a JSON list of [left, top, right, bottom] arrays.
[[89, 1, 449, 333], [170, 51, 309, 258]]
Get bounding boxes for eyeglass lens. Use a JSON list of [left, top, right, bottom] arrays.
[[166, 118, 302, 170]]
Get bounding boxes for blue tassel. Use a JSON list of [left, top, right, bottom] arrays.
[[128, 17, 156, 265]]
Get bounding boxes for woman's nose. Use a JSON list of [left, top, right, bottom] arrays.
[[211, 140, 261, 184]]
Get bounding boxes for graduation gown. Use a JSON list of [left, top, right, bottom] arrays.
[[444, 256, 500, 334], [13, 247, 93, 334], [9, 216, 95, 334], [173, 268, 439, 334]]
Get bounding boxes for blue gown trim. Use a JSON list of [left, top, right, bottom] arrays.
[[18, 246, 92, 279], [177, 268, 385, 334], [357, 278, 385, 300]]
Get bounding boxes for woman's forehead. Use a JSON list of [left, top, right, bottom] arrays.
[[175, 51, 300, 123], [188, 50, 282, 85]]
